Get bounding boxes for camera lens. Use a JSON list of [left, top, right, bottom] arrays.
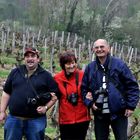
[[68, 93, 78, 106], [31, 98, 37, 105]]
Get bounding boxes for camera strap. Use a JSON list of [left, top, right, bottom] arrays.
[[16, 65, 39, 98], [63, 72, 79, 96], [97, 57, 124, 97], [105, 72, 124, 96], [75, 72, 79, 89], [28, 78, 39, 98]]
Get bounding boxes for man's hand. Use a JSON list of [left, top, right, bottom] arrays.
[[36, 106, 47, 114], [124, 109, 134, 117], [92, 103, 98, 111], [0, 112, 7, 123]]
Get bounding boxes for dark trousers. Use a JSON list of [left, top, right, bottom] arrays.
[[59, 121, 90, 140], [94, 114, 128, 140]]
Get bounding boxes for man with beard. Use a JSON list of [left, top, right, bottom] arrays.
[[0, 47, 58, 140]]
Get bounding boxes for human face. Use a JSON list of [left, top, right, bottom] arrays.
[[24, 53, 40, 71], [64, 60, 77, 75], [93, 39, 110, 59]]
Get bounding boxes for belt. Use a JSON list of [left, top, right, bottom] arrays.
[[15, 116, 31, 120]]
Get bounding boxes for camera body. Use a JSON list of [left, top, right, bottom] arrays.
[[67, 93, 78, 106], [27, 92, 52, 107], [95, 87, 107, 97], [95, 87, 108, 113], [27, 96, 39, 106]]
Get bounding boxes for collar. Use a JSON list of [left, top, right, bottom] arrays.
[[18, 64, 45, 78], [96, 54, 111, 71], [61, 69, 78, 80]]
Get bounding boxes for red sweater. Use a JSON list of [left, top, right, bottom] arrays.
[[54, 69, 91, 124]]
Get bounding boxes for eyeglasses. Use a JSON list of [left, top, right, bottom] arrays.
[[94, 45, 105, 49]]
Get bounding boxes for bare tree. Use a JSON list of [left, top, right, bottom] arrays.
[[101, 0, 128, 35], [66, 0, 79, 32]]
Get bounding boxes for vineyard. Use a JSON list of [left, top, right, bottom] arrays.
[[0, 26, 139, 140], [0, 0, 140, 139], [0, 26, 139, 73]]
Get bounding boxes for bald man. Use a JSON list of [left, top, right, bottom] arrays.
[[81, 39, 139, 140]]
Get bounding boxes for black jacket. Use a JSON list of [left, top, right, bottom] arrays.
[[4, 65, 58, 118]]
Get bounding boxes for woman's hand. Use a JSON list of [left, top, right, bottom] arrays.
[[86, 92, 93, 100], [50, 92, 57, 102]]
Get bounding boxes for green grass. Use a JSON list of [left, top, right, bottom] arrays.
[[0, 70, 10, 78], [0, 54, 17, 65], [0, 124, 4, 140]]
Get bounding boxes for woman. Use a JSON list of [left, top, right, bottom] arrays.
[[54, 50, 91, 140]]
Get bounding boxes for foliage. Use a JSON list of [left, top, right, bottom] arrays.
[[28, 0, 44, 26], [0, 70, 10, 78]]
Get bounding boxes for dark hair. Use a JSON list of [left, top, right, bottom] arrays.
[[59, 50, 77, 70]]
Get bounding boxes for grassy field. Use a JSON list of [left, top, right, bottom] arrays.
[[0, 124, 4, 140]]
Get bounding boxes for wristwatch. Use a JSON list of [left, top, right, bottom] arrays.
[[45, 105, 48, 110]]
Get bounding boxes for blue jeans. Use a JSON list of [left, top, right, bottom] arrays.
[[4, 114, 47, 140], [94, 114, 128, 140]]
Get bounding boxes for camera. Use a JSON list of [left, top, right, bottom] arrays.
[[27, 97, 38, 106], [94, 87, 108, 113], [95, 87, 107, 97], [67, 93, 78, 106], [27, 92, 52, 106]]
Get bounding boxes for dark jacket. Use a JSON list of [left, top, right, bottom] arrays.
[[4, 65, 58, 118], [81, 55, 139, 119]]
